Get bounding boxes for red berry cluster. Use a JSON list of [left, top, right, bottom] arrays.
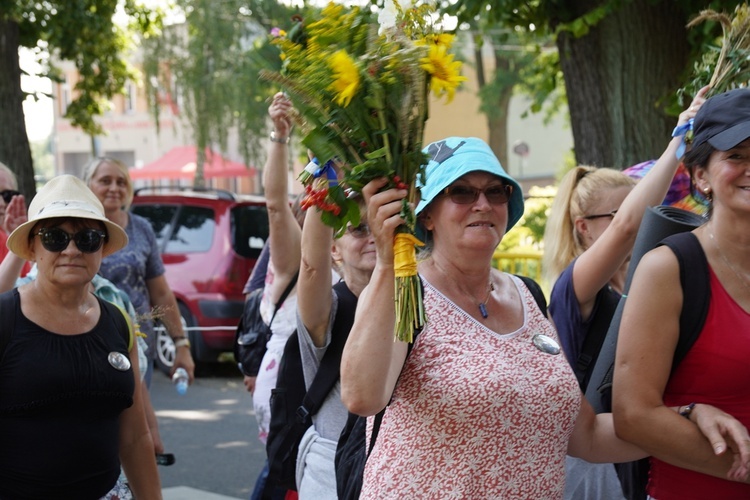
[[392, 175, 408, 190], [300, 185, 342, 215]]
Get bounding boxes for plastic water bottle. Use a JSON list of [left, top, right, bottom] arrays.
[[172, 367, 189, 395]]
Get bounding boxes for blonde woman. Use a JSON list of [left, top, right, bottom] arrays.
[[542, 88, 710, 499], [82, 157, 195, 386]]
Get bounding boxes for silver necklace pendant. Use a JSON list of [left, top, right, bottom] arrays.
[[532, 334, 561, 355], [108, 351, 131, 371]]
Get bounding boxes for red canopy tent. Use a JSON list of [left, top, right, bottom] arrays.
[[129, 146, 255, 180]]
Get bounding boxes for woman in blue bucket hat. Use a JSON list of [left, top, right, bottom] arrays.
[[339, 137, 675, 498]]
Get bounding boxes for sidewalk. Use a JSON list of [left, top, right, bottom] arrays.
[[163, 486, 242, 500]]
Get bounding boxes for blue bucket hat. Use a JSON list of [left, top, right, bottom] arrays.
[[416, 137, 524, 231]]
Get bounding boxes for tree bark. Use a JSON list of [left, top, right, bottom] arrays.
[[487, 50, 514, 171], [556, 0, 690, 169], [0, 19, 35, 198]]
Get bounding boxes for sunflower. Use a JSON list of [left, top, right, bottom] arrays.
[[420, 43, 466, 103], [328, 49, 361, 107]]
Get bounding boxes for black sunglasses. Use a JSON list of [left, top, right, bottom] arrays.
[[35, 227, 107, 254], [0, 190, 20, 204], [345, 223, 371, 239], [582, 209, 618, 220], [441, 184, 513, 205]]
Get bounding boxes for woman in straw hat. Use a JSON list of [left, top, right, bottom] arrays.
[[0, 175, 161, 499]]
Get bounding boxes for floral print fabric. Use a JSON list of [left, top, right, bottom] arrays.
[[361, 275, 581, 499]]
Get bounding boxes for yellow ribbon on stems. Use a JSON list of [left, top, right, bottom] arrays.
[[393, 231, 425, 343]]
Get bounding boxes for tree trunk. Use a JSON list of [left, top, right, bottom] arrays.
[[487, 50, 514, 172], [0, 19, 35, 198], [556, 0, 690, 169]]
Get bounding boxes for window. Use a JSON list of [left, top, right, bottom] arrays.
[[61, 76, 71, 116], [130, 204, 178, 248], [165, 206, 215, 253], [125, 81, 137, 113], [232, 205, 269, 259]]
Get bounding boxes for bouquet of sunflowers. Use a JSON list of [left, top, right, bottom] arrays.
[[260, 0, 465, 342]]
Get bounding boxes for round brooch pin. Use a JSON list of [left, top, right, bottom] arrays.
[[532, 334, 561, 355], [108, 352, 131, 371]]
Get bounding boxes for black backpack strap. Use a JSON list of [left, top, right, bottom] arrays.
[[575, 288, 620, 391], [298, 281, 358, 420], [0, 289, 17, 364], [657, 232, 710, 371], [516, 274, 548, 316]]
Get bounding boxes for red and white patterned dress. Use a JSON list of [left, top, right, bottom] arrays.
[[361, 275, 581, 499]]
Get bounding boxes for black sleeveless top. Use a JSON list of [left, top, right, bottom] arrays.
[[0, 289, 134, 499]]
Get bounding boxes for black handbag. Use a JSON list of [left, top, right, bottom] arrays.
[[234, 273, 298, 377]]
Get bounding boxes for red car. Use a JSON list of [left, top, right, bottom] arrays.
[[130, 187, 268, 374]]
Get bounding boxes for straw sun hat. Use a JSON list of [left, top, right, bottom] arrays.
[[7, 175, 128, 261]]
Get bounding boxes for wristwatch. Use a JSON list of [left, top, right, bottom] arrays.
[[270, 131, 290, 144], [679, 402, 696, 419], [173, 337, 191, 349]]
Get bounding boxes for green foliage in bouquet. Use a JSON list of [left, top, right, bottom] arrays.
[[680, 4, 750, 102], [260, 1, 465, 235], [260, 1, 466, 341]]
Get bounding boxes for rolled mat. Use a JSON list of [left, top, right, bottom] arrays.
[[585, 205, 705, 413]]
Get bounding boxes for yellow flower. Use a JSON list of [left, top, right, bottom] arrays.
[[420, 43, 466, 103], [329, 49, 361, 107], [418, 33, 455, 48]]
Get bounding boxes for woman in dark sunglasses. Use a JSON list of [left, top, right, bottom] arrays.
[[340, 136, 655, 498], [0, 175, 162, 498]]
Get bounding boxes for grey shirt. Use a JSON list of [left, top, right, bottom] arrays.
[[296, 290, 349, 441]]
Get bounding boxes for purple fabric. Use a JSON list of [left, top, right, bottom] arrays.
[[623, 160, 694, 206], [548, 259, 621, 369], [99, 213, 165, 357]]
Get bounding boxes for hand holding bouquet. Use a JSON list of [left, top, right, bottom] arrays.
[[260, 1, 465, 341]]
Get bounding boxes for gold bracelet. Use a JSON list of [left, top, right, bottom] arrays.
[[270, 131, 290, 144]]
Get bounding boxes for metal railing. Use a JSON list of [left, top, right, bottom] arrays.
[[492, 249, 543, 281]]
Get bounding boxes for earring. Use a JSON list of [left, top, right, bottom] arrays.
[[703, 187, 712, 201]]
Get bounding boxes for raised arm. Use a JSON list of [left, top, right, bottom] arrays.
[[264, 92, 301, 300], [572, 86, 709, 309], [0, 195, 28, 292], [340, 179, 410, 416], [297, 200, 335, 347]]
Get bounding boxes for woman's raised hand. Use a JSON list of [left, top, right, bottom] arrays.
[[269, 92, 292, 138], [3, 194, 26, 235], [677, 85, 710, 127], [362, 178, 409, 265]]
